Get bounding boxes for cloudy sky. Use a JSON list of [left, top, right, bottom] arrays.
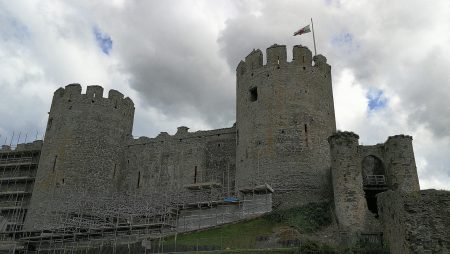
[[1, 0, 449, 190]]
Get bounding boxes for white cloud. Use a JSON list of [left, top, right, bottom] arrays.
[[0, 0, 448, 189]]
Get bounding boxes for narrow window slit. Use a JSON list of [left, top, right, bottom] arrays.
[[194, 166, 198, 183], [137, 171, 141, 188], [52, 156, 57, 172]]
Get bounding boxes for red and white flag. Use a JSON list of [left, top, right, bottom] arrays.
[[293, 24, 311, 36]]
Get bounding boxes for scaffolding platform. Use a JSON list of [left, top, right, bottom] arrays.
[[183, 182, 222, 190]]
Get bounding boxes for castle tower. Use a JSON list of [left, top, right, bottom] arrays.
[[328, 132, 367, 233], [235, 44, 336, 206], [384, 135, 420, 192], [24, 84, 134, 230]]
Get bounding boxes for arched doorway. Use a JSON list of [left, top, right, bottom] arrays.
[[361, 155, 387, 216]]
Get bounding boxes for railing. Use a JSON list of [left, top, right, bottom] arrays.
[[0, 201, 29, 209], [0, 157, 33, 165], [363, 175, 386, 186]]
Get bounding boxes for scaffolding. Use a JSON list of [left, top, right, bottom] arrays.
[[0, 139, 271, 253], [0, 146, 40, 234]]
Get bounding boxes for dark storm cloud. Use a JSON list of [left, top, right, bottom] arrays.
[[95, 1, 236, 129]]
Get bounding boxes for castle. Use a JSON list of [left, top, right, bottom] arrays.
[[0, 44, 448, 253]]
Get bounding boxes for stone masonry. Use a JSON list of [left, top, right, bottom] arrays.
[[14, 43, 438, 251], [236, 45, 336, 207], [378, 190, 450, 253]]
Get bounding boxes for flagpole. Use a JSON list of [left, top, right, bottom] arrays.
[[311, 18, 317, 56]]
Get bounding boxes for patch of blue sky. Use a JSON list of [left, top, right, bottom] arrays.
[[331, 32, 359, 53], [0, 9, 30, 43], [367, 88, 388, 111], [93, 26, 112, 55]]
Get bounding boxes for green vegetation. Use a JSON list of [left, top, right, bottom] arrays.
[[164, 216, 277, 250], [263, 202, 332, 233], [156, 202, 334, 253], [153, 202, 387, 253]]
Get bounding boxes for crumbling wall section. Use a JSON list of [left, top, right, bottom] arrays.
[[328, 131, 367, 233], [378, 189, 450, 253]]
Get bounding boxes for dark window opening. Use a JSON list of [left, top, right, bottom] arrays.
[[304, 124, 309, 147], [303, 67, 306, 70], [47, 118, 53, 131], [52, 156, 57, 172], [364, 189, 384, 217], [194, 166, 198, 183], [249, 87, 258, 102], [362, 156, 387, 217], [114, 100, 118, 109], [218, 143, 221, 147], [68, 106, 72, 110], [113, 164, 116, 178], [62, 178, 65, 184], [91, 100, 95, 103], [137, 171, 141, 188]]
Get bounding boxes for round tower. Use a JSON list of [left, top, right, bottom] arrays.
[[235, 44, 336, 207], [24, 84, 134, 230], [384, 135, 420, 192], [328, 132, 367, 233]]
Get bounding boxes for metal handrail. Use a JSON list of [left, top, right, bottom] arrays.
[[363, 175, 386, 186], [0, 157, 33, 164]]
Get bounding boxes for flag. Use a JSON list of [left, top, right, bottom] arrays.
[[293, 24, 311, 36]]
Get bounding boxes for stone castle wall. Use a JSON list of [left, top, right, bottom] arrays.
[[24, 84, 135, 230], [20, 43, 425, 248], [122, 126, 236, 204], [329, 131, 421, 243], [384, 135, 420, 192], [378, 190, 450, 253], [328, 132, 367, 233], [235, 45, 336, 207]]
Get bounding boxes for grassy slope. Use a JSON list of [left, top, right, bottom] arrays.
[[162, 202, 334, 250]]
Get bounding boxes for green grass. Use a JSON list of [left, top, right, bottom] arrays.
[[165, 216, 277, 249], [157, 202, 333, 252], [263, 202, 332, 233], [171, 248, 300, 254]]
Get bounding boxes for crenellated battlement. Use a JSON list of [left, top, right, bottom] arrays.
[[51, 84, 135, 113], [127, 125, 236, 147], [386, 134, 413, 142], [237, 44, 329, 77]]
